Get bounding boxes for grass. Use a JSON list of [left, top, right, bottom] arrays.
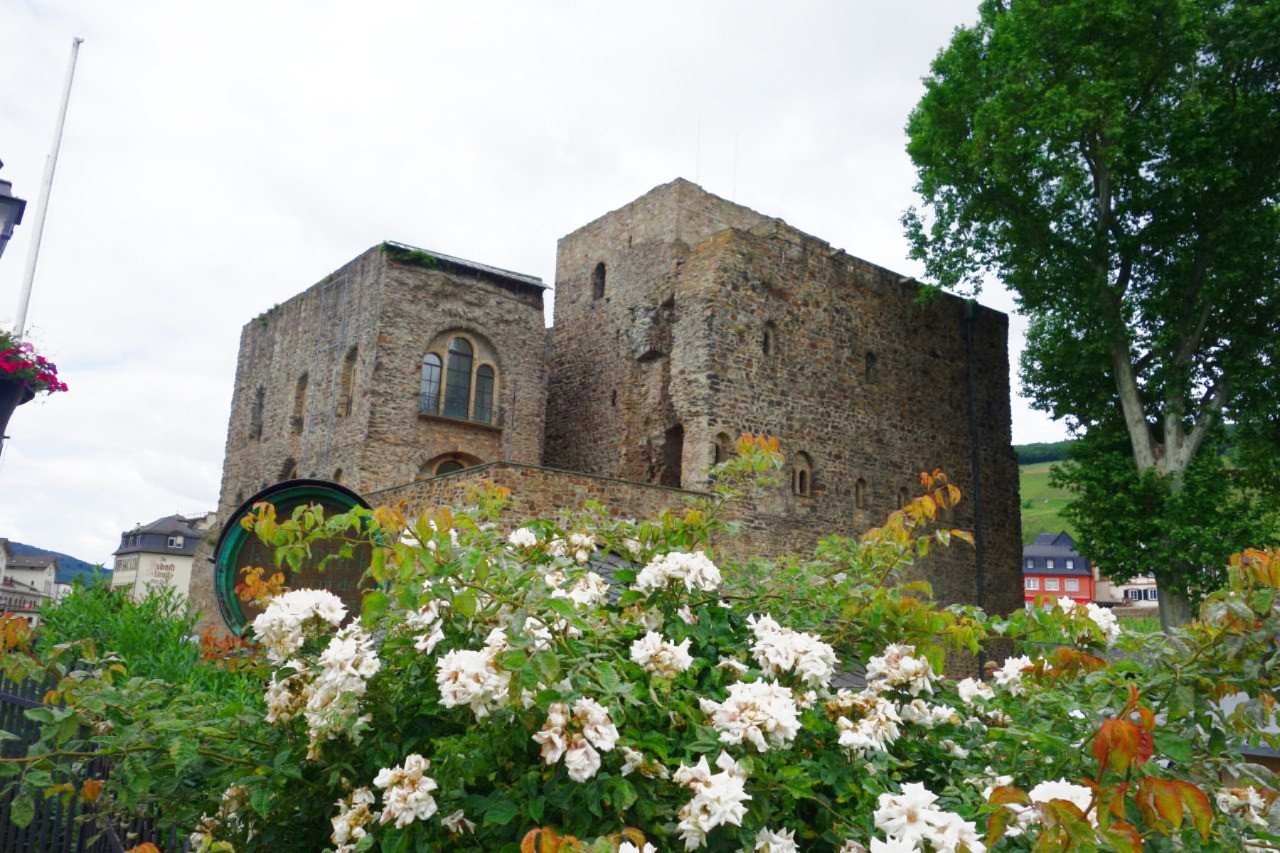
[[1019, 461, 1076, 544], [1120, 615, 1162, 633]]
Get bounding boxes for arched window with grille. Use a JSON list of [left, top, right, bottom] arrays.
[[474, 365, 495, 424], [420, 353, 442, 414], [443, 338, 473, 418]]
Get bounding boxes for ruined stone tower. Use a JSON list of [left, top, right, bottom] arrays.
[[206, 179, 1023, 624]]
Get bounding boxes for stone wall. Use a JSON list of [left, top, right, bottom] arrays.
[[216, 247, 385, 515]]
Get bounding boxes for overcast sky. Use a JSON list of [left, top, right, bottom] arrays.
[[0, 1, 1069, 565]]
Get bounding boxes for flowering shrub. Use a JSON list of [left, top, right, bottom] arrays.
[[1, 439, 1277, 851], [0, 330, 68, 394]]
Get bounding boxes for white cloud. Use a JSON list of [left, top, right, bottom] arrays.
[[0, 1, 1067, 562]]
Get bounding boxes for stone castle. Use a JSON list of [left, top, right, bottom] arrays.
[[202, 179, 1022, 620]]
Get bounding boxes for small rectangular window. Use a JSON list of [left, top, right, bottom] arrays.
[[167, 536, 183, 548], [1026, 559, 1034, 569], [1128, 588, 1141, 600], [1065, 579, 1079, 592], [1045, 578, 1060, 591], [1145, 589, 1159, 601], [1025, 577, 1039, 590], [1065, 559, 1074, 570], [1046, 559, 1055, 570]]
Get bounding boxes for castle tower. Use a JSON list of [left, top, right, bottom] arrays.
[[215, 243, 548, 513], [545, 179, 1022, 611]]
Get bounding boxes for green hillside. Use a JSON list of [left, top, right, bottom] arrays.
[[1018, 461, 1076, 544]]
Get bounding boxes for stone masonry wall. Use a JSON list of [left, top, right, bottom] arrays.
[[216, 247, 385, 515], [360, 255, 548, 492]]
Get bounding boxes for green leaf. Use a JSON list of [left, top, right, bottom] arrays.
[[9, 790, 34, 827], [361, 590, 389, 622], [454, 589, 477, 619], [23, 707, 57, 724], [482, 798, 518, 827], [1154, 731, 1194, 764], [495, 650, 528, 671]]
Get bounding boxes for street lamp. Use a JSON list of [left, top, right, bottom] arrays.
[[0, 160, 27, 263]]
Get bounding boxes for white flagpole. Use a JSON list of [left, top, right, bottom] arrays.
[[14, 37, 84, 337]]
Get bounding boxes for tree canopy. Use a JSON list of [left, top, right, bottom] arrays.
[[904, 0, 1280, 621]]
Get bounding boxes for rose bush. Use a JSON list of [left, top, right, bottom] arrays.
[[1, 437, 1277, 851]]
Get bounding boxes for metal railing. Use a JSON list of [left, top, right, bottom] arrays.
[[0, 674, 189, 852], [417, 394, 501, 427]]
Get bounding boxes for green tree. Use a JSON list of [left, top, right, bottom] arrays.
[[903, 0, 1280, 625]]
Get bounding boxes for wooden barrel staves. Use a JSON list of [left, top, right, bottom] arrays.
[[212, 479, 372, 635]]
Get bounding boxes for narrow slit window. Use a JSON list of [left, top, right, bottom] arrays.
[[474, 365, 495, 423], [855, 478, 867, 509], [291, 374, 308, 435], [420, 353, 442, 413], [592, 262, 606, 300]]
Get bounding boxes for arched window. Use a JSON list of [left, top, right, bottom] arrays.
[[249, 386, 265, 441], [897, 487, 910, 509], [792, 452, 813, 497], [592, 262, 606, 300], [417, 453, 479, 480], [420, 353, 442, 414], [866, 352, 879, 383], [443, 338, 473, 419], [338, 346, 357, 417], [291, 374, 308, 434], [855, 478, 867, 510], [474, 365, 495, 424], [332, 468, 343, 484]]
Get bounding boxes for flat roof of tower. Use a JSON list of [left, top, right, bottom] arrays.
[[383, 241, 546, 290]]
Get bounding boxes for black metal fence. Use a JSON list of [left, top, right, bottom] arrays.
[[0, 675, 189, 852]]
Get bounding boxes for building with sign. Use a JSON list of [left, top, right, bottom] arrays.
[[111, 513, 215, 600], [199, 180, 1024, 630]]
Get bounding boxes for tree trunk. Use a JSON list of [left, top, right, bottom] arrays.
[[1156, 582, 1195, 630]]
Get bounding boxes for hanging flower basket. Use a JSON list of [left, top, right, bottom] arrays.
[[0, 330, 68, 440]]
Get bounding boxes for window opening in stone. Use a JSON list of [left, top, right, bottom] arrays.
[[897, 487, 909, 508], [611, 389, 617, 408], [443, 337, 474, 419], [436, 460, 465, 475], [420, 353, 442, 414], [866, 352, 879, 383], [332, 468, 343, 484], [793, 452, 814, 497], [291, 374, 308, 434], [855, 478, 867, 509], [338, 346, 357, 416], [474, 365, 495, 423], [281, 458, 298, 480], [712, 432, 732, 467], [592, 262, 606, 300], [660, 423, 684, 488], [249, 386, 265, 441]]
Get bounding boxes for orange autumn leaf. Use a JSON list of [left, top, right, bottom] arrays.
[[80, 778, 104, 803]]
